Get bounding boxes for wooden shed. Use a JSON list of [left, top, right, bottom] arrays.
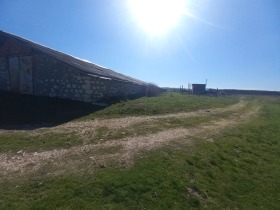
[[192, 84, 206, 94]]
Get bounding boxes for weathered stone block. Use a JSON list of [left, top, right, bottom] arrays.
[[85, 89, 93, 94]]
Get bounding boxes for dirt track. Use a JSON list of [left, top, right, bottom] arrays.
[[0, 100, 259, 180]]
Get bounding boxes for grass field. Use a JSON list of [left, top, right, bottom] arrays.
[[90, 92, 239, 118], [0, 92, 280, 209]]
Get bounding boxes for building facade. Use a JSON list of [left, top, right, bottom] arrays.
[[0, 31, 160, 103]]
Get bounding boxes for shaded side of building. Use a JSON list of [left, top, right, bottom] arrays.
[[192, 84, 206, 95], [0, 31, 161, 103]]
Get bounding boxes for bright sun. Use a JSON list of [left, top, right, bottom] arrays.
[[128, 0, 187, 36]]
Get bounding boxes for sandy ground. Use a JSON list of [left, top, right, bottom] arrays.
[[0, 100, 259, 180]]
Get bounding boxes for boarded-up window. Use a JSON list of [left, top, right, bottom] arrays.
[[9, 57, 20, 93], [20, 56, 33, 94], [9, 56, 33, 94]]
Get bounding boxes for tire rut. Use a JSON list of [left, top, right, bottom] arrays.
[[0, 100, 258, 180]]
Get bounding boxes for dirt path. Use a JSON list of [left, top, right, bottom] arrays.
[[41, 99, 247, 132], [0, 100, 246, 136], [0, 100, 259, 180]]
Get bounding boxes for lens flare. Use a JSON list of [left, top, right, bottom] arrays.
[[128, 0, 187, 36]]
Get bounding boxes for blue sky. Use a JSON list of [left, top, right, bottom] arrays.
[[1, 0, 280, 90]]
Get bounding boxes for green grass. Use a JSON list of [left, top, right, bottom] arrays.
[[0, 114, 212, 153], [0, 103, 247, 153], [0, 92, 239, 153], [1, 96, 280, 209], [0, 91, 239, 127], [0, 132, 81, 153], [86, 92, 239, 118]]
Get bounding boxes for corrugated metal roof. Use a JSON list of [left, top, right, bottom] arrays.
[[0, 30, 147, 86]]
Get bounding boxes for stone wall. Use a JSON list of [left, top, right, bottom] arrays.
[[32, 53, 147, 103], [0, 34, 157, 103], [0, 57, 10, 91]]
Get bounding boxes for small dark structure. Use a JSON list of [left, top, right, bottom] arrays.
[[0, 30, 161, 103], [192, 84, 206, 95]]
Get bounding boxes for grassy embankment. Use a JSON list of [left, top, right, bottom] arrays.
[[0, 92, 238, 152], [0, 93, 280, 209]]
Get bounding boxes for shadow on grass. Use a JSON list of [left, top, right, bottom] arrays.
[[0, 91, 104, 130]]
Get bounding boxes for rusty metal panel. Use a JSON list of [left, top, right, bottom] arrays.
[[9, 57, 20, 93], [20, 56, 33, 94]]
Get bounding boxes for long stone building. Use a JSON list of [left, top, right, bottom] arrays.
[[0, 30, 160, 103]]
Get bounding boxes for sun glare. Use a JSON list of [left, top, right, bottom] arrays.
[[128, 0, 187, 36]]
